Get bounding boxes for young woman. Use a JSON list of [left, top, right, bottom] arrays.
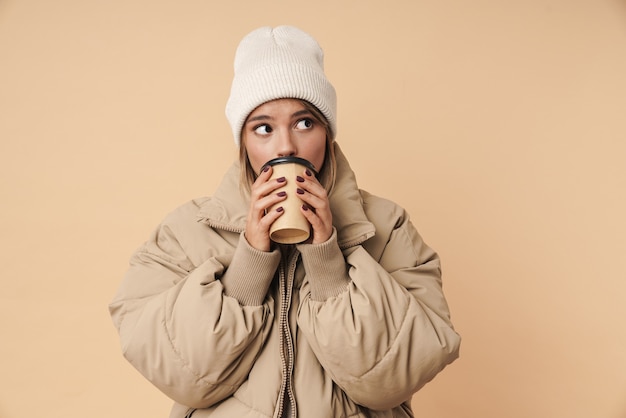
[[109, 25, 460, 418]]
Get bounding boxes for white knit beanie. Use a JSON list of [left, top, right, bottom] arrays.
[[225, 26, 337, 146]]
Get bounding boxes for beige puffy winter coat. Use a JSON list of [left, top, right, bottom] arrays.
[[109, 144, 460, 418]]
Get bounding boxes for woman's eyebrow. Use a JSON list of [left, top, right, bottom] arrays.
[[246, 109, 312, 124], [246, 114, 271, 124], [292, 110, 312, 118]]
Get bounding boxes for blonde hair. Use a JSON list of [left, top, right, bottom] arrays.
[[239, 100, 336, 196]]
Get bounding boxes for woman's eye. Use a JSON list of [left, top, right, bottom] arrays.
[[254, 124, 272, 135], [296, 119, 313, 130]]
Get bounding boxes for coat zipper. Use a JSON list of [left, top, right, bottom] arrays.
[[275, 248, 299, 418]]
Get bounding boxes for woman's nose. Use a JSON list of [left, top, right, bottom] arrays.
[[277, 130, 296, 157]]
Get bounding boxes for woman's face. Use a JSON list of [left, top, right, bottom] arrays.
[[242, 98, 327, 174]]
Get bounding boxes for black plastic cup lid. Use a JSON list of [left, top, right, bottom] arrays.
[[261, 157, 318, 176]]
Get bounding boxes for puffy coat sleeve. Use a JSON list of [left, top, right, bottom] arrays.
[[296, 199, 461, 411], [108, 206, 279, 408]]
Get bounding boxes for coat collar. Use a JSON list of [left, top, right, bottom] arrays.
[[197, 143, 375, 249]]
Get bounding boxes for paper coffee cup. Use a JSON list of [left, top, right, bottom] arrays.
[[262, 157, 318, 244]]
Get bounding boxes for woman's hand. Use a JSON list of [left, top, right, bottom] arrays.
[[297, 168, 333, 244], [245, 166, 288, 251]]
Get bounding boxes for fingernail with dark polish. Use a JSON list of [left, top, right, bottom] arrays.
[[302, 204, 309, 211], [296, 176, 304, 182], [276, 207, 284, 212], [277, 177, 286, 183], [297, 188, 304, 195], [305, 169, 312, 176], [277, 191, 287, 197], [263, 165, 270, 172]]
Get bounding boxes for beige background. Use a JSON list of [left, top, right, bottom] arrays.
[[1, 0, 625, 417]]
